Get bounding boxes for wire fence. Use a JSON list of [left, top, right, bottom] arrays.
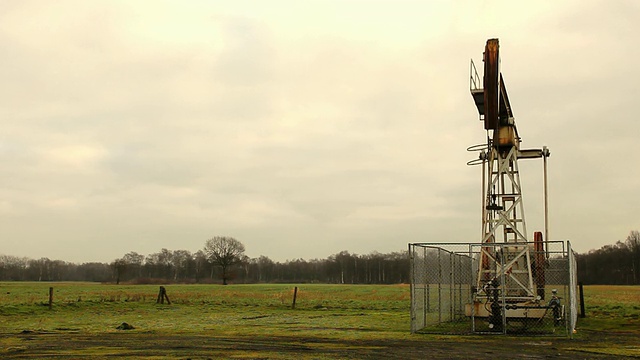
[[409, 241, 577, 337]]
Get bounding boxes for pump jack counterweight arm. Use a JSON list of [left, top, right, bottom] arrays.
[[483, 39, 500, 131]]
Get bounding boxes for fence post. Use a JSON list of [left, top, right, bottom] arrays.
[[48, 287, 53, 309], [291, 287, 298, 309], [157, 286, 171, 304], [579, 282, 586, 318]]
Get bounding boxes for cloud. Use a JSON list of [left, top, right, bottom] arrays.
[[0, 1, 637, 262]]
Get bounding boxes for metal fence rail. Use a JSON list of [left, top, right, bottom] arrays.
[[409, 241, 577, 337]]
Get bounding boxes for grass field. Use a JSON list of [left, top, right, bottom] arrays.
[[0, 282, 638, 359]]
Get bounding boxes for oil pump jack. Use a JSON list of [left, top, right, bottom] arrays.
[[466, 39, 555, 330]]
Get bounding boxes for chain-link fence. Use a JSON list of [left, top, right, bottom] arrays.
[[409, 241, 577, 337]]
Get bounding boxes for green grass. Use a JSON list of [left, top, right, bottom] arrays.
[[0, 283, 410, 338], [0, 282, 637, 359], [574, 285, 640, 338]]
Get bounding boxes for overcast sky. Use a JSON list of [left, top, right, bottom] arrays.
[[1, 0, 638, 263]]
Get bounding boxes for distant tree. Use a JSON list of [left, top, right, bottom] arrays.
[[158, 248, 173, 279], [387, 251, 410, 283], [76, 262, 111, 282], [111, 252, 145, 284], [144, 249, 174, 280], [577, 231, 640, 285], [123, 252, 144, 266], [28, 258, 51, 281], [626, 230, 640, 284], [329, 251, 355, 284], [171, 250, 192, 281], [366, 251, 387, 284], [203, 236, 245, 285], [0, 255, 28, 281], [45, 259, 67, 281], [122, 251, 144, 280], [193, 250, 208, 283], [144, 253, 161, 279], [111, 258, 129, 284], [255, 255, 274, 282]]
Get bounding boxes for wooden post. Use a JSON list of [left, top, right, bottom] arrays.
[[164, 287, 171, 305], [579, 282, 586, 318], [157, 286, 163, 304], [48, 287, 53, 309], [291, 286, 298, 309], [157, 286, 171, 305]]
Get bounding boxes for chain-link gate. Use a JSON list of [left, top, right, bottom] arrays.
[[409, 241, 577, 337]]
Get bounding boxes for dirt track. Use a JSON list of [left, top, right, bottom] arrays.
[[3, 330, 637, 359]]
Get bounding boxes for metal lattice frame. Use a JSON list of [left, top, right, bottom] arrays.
[[479, 145, 536, 301], [409, 241, 578, 337]]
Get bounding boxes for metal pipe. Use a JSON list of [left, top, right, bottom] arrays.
[[543, 146, 550, 256], [482, 150, 486, 239]]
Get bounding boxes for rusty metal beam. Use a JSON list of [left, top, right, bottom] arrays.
[[483, 39, 499, 130], [499, 73, 513, 121]]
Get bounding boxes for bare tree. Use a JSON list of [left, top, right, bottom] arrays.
[[626, 230, 640, 284], [203, 236, 246, 285], [111, 258, 125, 284], [171, 250, 192, 281], [193, 250, 208, 283], [122, 252, 144, 280]]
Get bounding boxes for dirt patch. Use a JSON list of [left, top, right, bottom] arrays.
[[1, 330, 637, 359]]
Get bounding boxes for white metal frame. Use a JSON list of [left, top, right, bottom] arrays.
[[477, 139, 535, 301]]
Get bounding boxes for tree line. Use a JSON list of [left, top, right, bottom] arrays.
[[576, 230, 640, 285], [0, 236, 409, 284], [1, 231, 638, 285]]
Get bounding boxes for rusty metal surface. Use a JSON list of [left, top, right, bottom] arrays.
[[534, 231, 546, 300], [480, 39, 514, 131], [496, 125, 517, 148], [499, 73, 513, 121], [483, 39, 500, 130]]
